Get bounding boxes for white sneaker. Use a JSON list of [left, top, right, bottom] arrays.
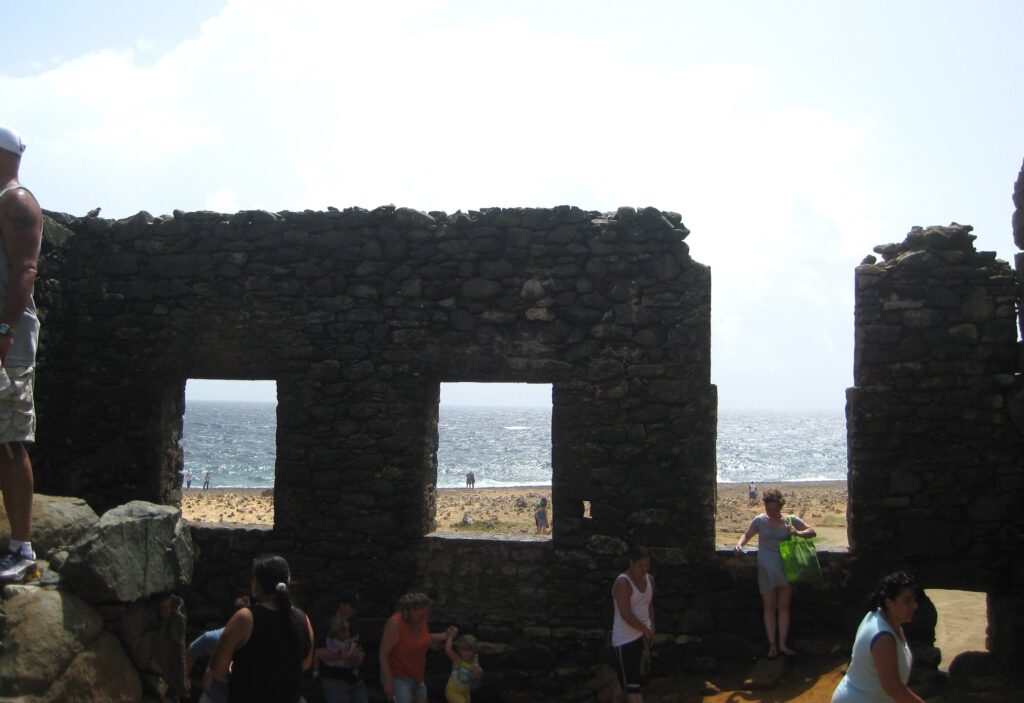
[[0, 546, 36, 583]]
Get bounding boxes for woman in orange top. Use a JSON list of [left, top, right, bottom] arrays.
[[379, 592, 456, 703]]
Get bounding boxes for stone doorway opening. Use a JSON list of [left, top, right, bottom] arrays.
[[429, 382, 552, 538], [180, 379, 278, 527], [929, 588, 987, 670]]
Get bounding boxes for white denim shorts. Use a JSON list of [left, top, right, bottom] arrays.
[[0, 367, 35, 444]]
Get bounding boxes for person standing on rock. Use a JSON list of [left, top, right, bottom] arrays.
[[203, 471, 211, 490], [0, 124, 43, 585], [611, 545, 655, 703]]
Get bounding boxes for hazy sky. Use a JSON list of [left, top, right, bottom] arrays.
[[4, 1, 1021, 408]]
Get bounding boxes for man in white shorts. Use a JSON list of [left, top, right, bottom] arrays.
[[0, 124, 43, 584]]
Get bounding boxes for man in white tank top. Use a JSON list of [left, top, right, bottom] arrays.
[[0, 124, 43, 584], [611, 545, 655, 702]]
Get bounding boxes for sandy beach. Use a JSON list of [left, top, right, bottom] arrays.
[[181, 481, 852, 546], [182, 481, 986, 685]]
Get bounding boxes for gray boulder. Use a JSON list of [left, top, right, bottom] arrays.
[[0, 493, 99, 558], [0, 588, 142, 702], [113, 595, 188, 699], [60, 501, 194, 603]]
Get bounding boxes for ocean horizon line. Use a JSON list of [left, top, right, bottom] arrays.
[[184, 398, 847, 414]]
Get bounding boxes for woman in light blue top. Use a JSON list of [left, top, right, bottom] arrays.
[[832, 571, 924, 703], [735, 487, 815, 658]]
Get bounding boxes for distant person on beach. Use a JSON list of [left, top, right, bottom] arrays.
[[534, 498, 549, 534], [832, 571, 924, 703], [734, 487, 816, 658], [444, 630, 482, 703], [748, 482, 757, 505], [611, 545, 655, 703], [203, 471, 211, 490], [536, 497, 552, 536], [185, 468, 194, 490], [187, 596, 250, 703], [208, 554, 314, 703], [466, 471, 475, 489], [316, 591, 367, 703], [0, 124, 44, 586], [379, 592, 457, 703]]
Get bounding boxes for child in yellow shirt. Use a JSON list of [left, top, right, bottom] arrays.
[[444, 631, 483, 703]]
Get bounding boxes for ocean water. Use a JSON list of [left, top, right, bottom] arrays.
[[182, 402, 846, 488]]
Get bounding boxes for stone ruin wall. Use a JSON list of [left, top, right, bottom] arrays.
[[25, 195, 1024, 697], [847, 222, 1024, 671]]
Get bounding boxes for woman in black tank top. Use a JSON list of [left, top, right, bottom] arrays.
[[208, 554, 314, 703]]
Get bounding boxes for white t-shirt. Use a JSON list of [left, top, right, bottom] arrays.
[[832, 609, 912, 703]]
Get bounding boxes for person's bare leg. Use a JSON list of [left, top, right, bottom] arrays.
[[627, 693, 644, 703], [0, 443, 32, 542], [761, 590, 778, 657], [777, 586, 795, 655]]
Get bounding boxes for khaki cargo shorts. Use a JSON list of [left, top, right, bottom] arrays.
[[0, 367, 35, 444]]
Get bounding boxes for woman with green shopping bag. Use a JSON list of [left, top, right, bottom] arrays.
[[734, 488, 816, 658]]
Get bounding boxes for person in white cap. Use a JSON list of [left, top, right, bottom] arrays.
[[0, 123, 43, 584]]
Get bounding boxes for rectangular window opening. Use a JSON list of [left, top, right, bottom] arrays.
[[715, 409, 848, 552], [181, 379, 277, 528], [429, 382, 552, 540]]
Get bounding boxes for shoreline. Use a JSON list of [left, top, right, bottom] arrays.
[[183, 479, 847, 495]]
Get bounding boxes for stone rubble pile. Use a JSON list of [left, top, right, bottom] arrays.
[[0, 495, 193, 703]]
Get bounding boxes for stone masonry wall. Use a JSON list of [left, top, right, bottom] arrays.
[[30, 205, 725, 698], [33, 205, 717, 552], [26, 199, 1024, 697], [848, 223, 1024, 669]]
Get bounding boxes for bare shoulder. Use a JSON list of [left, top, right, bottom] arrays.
[[0, 186, 41, 214], [0, 187, 42, 230], [226, 606, 254, 632], [613, 574, 632, 594]]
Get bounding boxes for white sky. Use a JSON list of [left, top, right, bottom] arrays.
[[4, 1, 1022, 409]]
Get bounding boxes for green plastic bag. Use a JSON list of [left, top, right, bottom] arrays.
[[779, 517, 822, 584]]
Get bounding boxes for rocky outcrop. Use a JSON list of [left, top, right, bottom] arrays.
[[0, 493, 98, 557], [0, 588, 142, 702], [0, 496, 194, 702], [61, 501, 194, 603]]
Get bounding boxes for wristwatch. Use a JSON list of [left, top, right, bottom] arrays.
[[0, 324, 14, 337]]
